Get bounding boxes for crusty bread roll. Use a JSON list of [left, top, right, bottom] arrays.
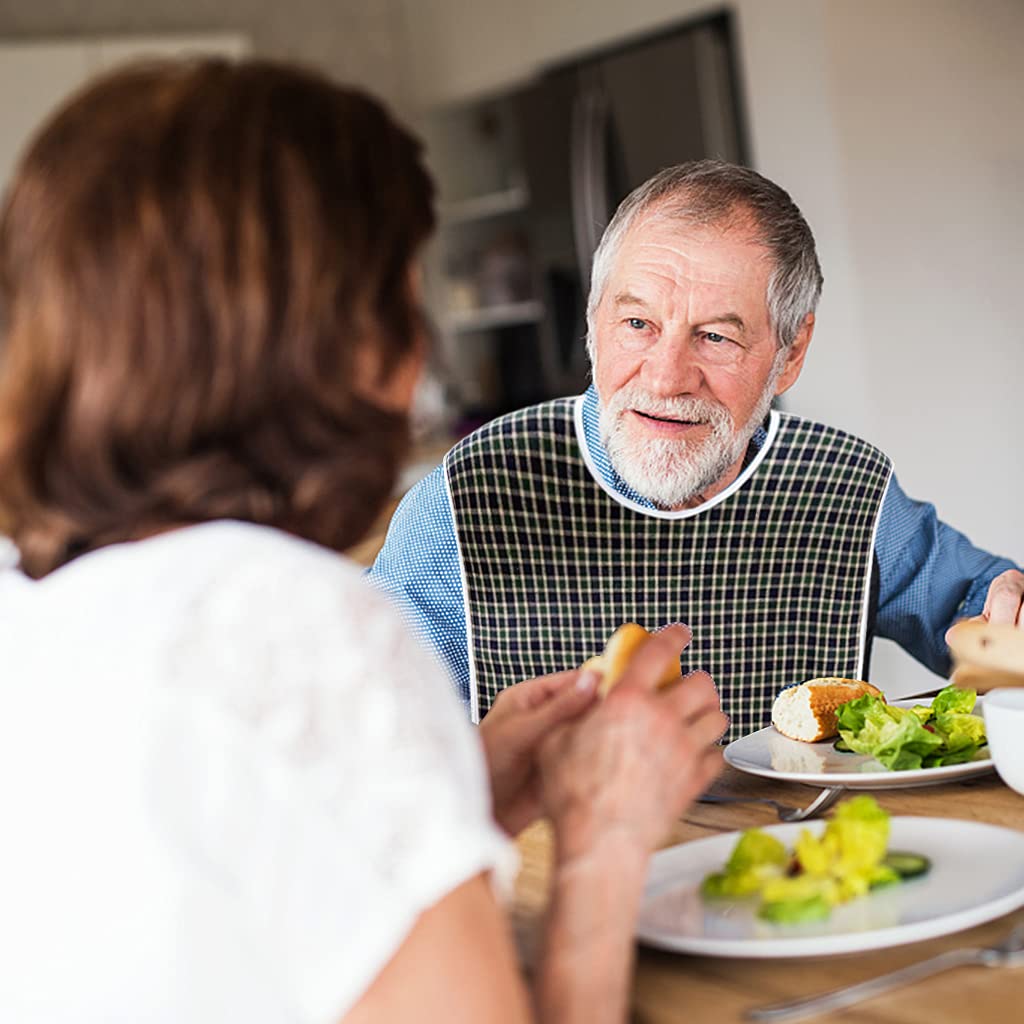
[[771, 678, 884, 743], [582, 623, 680, 697], [946, 621, 1024, 689]]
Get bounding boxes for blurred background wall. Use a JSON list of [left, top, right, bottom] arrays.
[[1, 0, 1020, 694], [0, 0, 407, 106]]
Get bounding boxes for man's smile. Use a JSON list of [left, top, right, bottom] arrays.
[[629, 409, 710, 434], [633, 410, 701, 425]]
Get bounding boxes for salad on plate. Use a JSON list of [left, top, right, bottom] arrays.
[[701, 795, 929, 924], [835, 684, 986, 771]]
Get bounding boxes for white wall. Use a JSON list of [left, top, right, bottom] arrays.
[[0, 34, 248, 192], [822, 0, 1021, 553], [397, 0, 1024, 696], [818, 0, 1024, 693], [0, 1, 408, 113], [0, 0, 413, 200]]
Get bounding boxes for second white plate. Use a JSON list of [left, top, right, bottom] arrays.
[[723, 698, 993, 789], [637, 817, 1024, 958]]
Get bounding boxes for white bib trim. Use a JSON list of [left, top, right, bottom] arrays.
[[856, 469, 893, 679], [443, 455, 481, 725], [573, 395, 782, 520]]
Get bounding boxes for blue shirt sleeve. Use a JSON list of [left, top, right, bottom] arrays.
[[366, 464, 471, 704], [874, 475, 1020, 676]]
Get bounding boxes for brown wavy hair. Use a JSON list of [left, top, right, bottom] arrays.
[[0, 59, 435, 578]]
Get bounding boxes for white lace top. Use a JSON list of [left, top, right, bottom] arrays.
[[0, 522, 515, 1023]]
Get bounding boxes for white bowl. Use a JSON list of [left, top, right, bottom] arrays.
[[983, 688, 1024, 796]]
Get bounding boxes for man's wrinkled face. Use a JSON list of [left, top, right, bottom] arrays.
[[593, 210, 806, 509]]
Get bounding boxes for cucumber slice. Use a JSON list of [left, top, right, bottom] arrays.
[[833, 737, 855, 753], [882, 851, 932, 879]]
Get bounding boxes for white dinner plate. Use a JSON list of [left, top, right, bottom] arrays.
[[723, 698, 993, 789], [637, 817, 1024, 958]]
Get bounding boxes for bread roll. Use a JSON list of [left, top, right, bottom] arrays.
[[950, 662, 1024, 692], [946, 620, 1024, 683], [771, 678, 884, 743], [582, 623, 680, 697]]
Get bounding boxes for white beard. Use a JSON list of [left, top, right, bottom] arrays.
[[598, 378, 778, 509]]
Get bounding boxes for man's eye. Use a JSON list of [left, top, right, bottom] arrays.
[[705, 331, 728, 344], [627, 318, 648, 330]]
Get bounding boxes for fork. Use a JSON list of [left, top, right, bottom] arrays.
[[697, 786, 844, 822], [746, 925, 1024, 1022]]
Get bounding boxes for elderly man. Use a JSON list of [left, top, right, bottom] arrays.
[[371, 161, 1022, 739]]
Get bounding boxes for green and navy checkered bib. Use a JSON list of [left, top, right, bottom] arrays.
[[445, 398, 892, 740]]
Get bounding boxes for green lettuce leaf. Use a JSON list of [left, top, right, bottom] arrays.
[[782, 796, 893, 904], [923, 747, 980, 767], [921, 712, 986, 765], [726, 829, 788, 873], [835, 693, 872, 734], [701, 829, 788, 899], [933, 712, 986, 751], [931, 685, 976, 717], [702, 870, 758, 899], [837, 696, 944, 770], [759, 875, 833, 922]]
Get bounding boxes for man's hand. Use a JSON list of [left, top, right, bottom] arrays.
[[479, 669, 600, 836], [946, 569, 1024, 644], [982, 569, 1024, 627], [537, 625, 727, 864]]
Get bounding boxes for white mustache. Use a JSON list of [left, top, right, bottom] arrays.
[[606, 387, 732, 429]]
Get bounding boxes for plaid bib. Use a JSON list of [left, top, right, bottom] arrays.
[[445, 397, 892, 739]]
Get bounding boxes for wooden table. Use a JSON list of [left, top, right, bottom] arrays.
[[512, 766, 1024, 1023]]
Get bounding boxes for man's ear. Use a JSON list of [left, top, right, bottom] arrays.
[[773, 313, 814, 396]]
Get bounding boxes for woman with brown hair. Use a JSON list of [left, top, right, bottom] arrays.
[[0, 60, 724, 1023]]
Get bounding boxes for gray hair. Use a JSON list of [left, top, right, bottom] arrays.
[[586, 160, 823, 357]]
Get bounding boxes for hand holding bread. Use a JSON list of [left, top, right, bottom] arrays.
[[946, 618, 1024, 691], [582, 622, 682, 696], [541, 624, 726, 862], [480, 669, 600, 836]]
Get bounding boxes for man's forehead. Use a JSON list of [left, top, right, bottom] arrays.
[[609, 213, 771, 295], [621, 203, 766, 257]]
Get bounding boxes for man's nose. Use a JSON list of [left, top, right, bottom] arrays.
[[639, 332, 704, 396]]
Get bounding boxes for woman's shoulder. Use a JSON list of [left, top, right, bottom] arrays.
[[164, 520, 463, 733], [158, 519, 381, 625], [167, 518, 365, 581]]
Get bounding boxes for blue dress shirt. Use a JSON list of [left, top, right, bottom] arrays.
[[370, 387, 1018, 704]]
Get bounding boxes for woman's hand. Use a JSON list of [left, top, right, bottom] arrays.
[[532, 625, 725, 1024], [479, 669, 600, 836], [537, 624, 726, 863]]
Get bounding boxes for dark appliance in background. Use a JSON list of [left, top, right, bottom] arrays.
[[517, 12, 747, 399], [436, 12, 747, 424]]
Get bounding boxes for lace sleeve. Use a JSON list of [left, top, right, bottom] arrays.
[[156, 545, 516, 1023]]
